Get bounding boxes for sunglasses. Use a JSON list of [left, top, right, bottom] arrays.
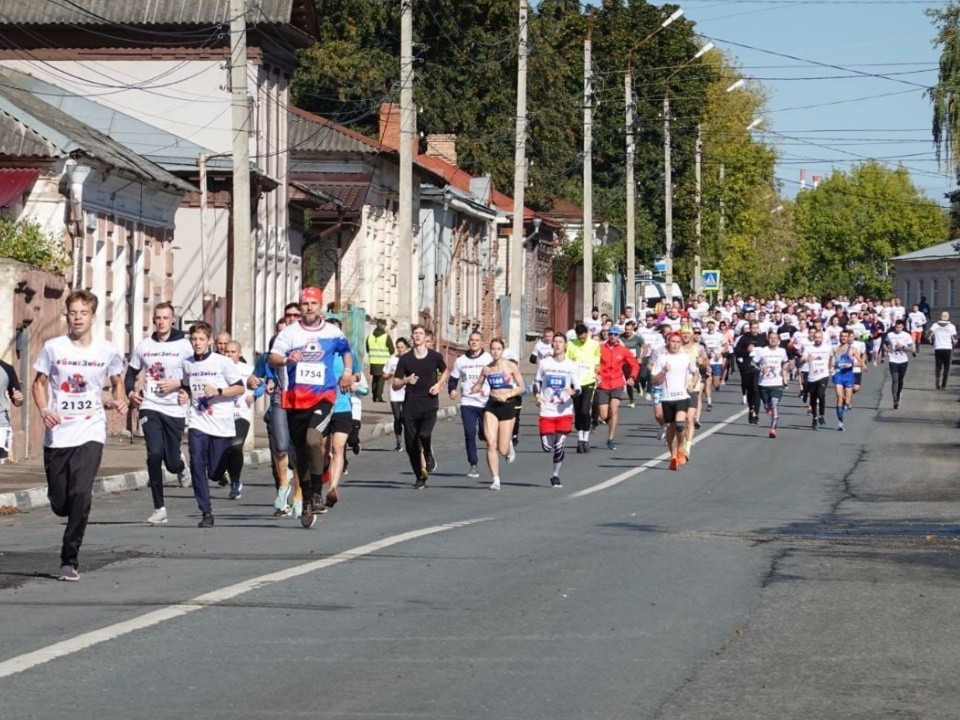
[[285, 312, 301, 318]]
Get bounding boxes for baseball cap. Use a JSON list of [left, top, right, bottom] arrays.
[[608, 326, 621, 335]]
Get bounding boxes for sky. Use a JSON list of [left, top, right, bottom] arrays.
[[679, 0, 952, 204]]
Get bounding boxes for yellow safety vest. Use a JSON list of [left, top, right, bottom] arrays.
[[367, 332, 391, 365]]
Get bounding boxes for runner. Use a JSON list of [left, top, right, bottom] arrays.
[[179, 322, 246, 527], [471, 338, 525, 490], [754, 331, 791, 438], [392, 325, 449, 489], [596, 325, 639, 450], [650, 332, 699, 470], [31, 289, 126, 580], [566, 323, 601, 453], [700, 318, 726, 410], [259, 303, 299, 513], [212, 340, 260, 500], [126, 302, 193, 524], [322, 350, 366, 509], [533, 334, 581, 488], [928, 312, 957, 390], [268, 287, 355, 526], [619, 321, 643, 408], [802, 329, 834, 430], [885, 319, 916, 409], [448, 331, 492, 478], [907, 304, 927, 348], [530, 327, 555, 364], [0, 357, 23, 464], [832, 329, 861, 431], [734, 320, 764, 424], [381, 337, 409, 451]]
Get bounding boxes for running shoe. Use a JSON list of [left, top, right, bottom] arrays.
[[198, 513, 215, 528], [706, 402, 713, 411], [414, 472, 428, 490], [467, 465, 480, 478], [216, 476, 229, 488], [550, 476, 562, 487], [576, 441, 584, 454], [812, 419, 819, 431], [669, 455, 679, 471], [644, 392, 652, 402], [325, 487, 339, 508], [658, 426, 667, 442], [627, 401, 636, 408], [229, 481, 242, 500], [58, 565, 79, 582], [683, 440, 692, 458], [274, 484, 291, 513], [742, 394, 747, 405], [300, 503, 317, 528], [291, 499, 303, 518], [818, 416, 826, 427], [490, 478, 501, 491], [146, 507, 168, 525], [837, 422, 844, 432], [425, 454, 438, 473], [177, 456, 191, 488], [606, 439, 617, 450], [769, 428, 777, 439], [394, 440, 403, 452], [507, 446, 516, 463], [352, 441, 361, 456], [582, 441, 590, 454], [893, 402, 899, 410], [677, 449, 688, 466], [694, 419, 701, 430]]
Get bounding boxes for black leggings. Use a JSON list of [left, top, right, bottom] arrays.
[[213, 418, 250, 484], [808, 377, 829, 418], [402, 406, 437, 476], [935, 349, 952, 388], [740, 372, 760, 416], [574, 384, 596, 432], [390, 401, 404, 439], [890, 362, 908, 402]]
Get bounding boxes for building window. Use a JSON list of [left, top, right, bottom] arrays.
[[950, 278, 956, 308], [932, 279, 938, 308], [904, 279, 910, 304], [918, 279, 923, 306]]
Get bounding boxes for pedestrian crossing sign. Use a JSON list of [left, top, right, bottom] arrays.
[[701, 270, 720, 290]]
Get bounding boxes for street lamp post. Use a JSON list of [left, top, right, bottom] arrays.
[[662, 41, 714, 297], [625, 8, 683, 311]]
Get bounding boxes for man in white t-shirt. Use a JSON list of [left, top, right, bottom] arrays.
[[32, 289, 126, 581], [531, 327, 555, 364], [211, 341, 257, 500], [448, 331, 493, 478], [585, 308, 603, 338], [753, 331, 790, 438], [928, 311, 958, 390], [886, 319, 916, 409], [179, 322, 245, 528], [650, 332, 698, 470], [126, 302, 194, 525]]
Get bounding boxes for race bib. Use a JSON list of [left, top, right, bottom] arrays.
[[58, 391, 97, 419], [295, 362, 326, 386]]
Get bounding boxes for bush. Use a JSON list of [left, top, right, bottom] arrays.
[[0, 218, 70, 274]]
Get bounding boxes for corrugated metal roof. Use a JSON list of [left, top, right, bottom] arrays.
[[0, 168, 39, 206], [0, 110, 60, 157], [0, 0, 297, 26], [293, 174, 371, 217], [892, 240, 960, 262], [289, 107, 382, 156], [0, 81, 195, 192]]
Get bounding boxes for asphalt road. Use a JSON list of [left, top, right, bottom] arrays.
[[1, 354, 958, 719]]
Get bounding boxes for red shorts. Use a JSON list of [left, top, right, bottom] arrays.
[[539, 415, 573, 435]]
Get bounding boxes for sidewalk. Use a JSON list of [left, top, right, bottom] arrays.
[[0, 393, 458, 512]]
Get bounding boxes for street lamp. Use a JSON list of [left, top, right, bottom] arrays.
[[663, 41, 714, 297], [625, 7, 684, 311]]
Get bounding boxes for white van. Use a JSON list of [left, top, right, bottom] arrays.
[[636, 281, 684, 310]]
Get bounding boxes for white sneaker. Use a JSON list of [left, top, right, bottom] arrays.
[[467, 465, 480, 478], [274, 485, 291, 513], [506, 447, 516, 463], [147, 507, 168, 525], [490, 477, 501, 491], [177, 456, 191, 488], [657, 426, 667, 442]]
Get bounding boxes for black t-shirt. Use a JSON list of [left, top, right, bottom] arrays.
[[395, 349, 447, 412]]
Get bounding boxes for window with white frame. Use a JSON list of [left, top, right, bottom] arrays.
[[932, 279, 939, 308], [904, 279, 910, 305], [918, 279, 924, 305], [950, 278, 956, 308]]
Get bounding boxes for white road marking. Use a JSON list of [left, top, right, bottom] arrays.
[[0, 518, 488, 680], [569, 408, 749, 497]]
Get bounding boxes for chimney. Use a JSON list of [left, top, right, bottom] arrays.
[[379, 103, 401, 149], [799, 168, 807, 190], [425, 134, 457, 166], [812, 175, 821, 188]]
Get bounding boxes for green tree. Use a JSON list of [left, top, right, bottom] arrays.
[[0, 218, 69, 274], [791, 162, 947, 297], [928, 2, 960, 183]]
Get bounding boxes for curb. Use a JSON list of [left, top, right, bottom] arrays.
[[0, 405, 458, 513]]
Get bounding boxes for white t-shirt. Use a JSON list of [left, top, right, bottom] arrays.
[[232, 361, 255, 423], [701, 330, 726, 364], [886, 332, 913, 364], [652, 352, 697, 402], [852, 340, 866, 373], [754, 346, 789, 387], [824, 325, 843, 348], [533, 339, 554, 361], [384, 354, 405, 403], [34, 335, 124, 448], [450, 351, 493, 408], [183, 352, 243, 437], [586, 317, 603, 338], [805, 343, 834, 382], [535, 356, 581, 418], [929, 322, 957, 351], [892, 305, 906, 323], [129, 335, 193, 418], [907, 311, 927, 333]]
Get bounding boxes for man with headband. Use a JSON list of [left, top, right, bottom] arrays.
[[268, 287, 355, 528]]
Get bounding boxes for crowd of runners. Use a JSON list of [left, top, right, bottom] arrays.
[[18, 288, 958, 580]]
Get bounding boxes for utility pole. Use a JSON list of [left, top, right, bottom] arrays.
[[663, 93, 673, 296], [625, 67, 635, 313], [229, 0, 253, 352], [508, 0, 528, 353], [693, 125, 702, 295], [582, 20, 593, 321], [398, 0, 414, 334]]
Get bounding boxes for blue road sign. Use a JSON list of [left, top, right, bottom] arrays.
[[701, 270, 720, 290], [654, 259, 667, 273]]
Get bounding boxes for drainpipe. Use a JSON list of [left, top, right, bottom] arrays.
[[199, 152, 231, 311], [65, 160, 91, 288]]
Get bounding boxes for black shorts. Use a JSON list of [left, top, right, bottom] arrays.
[[327, 411, 354, 436], [286, 399, 335, 445], [485, 401, 516, 422], [661, 399, 690, 424]]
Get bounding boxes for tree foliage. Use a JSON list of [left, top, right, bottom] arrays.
[[0, 218, 69, 274], [791, 162, 947, 298], [928, 2, 960, 183]]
